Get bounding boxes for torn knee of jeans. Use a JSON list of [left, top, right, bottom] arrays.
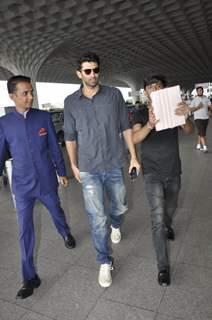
[[85, 185, 95, 194]]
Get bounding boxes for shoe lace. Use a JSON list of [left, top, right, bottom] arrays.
[[112, 227, 120, 236], [101, 264, 114, 272]]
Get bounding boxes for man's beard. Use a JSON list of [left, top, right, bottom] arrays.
[[85, 78, 99, 88]]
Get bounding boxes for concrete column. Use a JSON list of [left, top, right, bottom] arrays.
[[130, 82, 142, 103], [131, 89, 141, 103], [30, 76, 39, 108]]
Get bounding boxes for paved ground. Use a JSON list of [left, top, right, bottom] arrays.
[[0, 121, 212, 320]]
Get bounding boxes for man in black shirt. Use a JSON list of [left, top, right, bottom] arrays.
[[132, 75, 193, 286]]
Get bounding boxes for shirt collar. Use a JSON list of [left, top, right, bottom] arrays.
[[14, 108, 31, 118], [19, 110, 29, 118], [77, 84, 103, 99]]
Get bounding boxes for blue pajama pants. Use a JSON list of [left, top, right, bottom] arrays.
[[15, 190, 71, 281]]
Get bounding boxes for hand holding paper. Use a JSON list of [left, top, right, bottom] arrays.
[[150, 85, 186, 131]]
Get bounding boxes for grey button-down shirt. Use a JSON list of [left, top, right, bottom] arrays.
[[64, 85, 131, 172]]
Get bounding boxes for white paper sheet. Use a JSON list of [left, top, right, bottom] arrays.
[[150, 85, 185, 131]]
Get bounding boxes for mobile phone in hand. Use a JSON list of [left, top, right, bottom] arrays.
[[130, 167, 138, 180]]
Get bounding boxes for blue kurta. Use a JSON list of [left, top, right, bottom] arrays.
[[0, 108, 66, 197], [0, 108, 70, 281]]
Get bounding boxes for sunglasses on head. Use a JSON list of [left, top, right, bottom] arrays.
[[81, 67, 100, 75]]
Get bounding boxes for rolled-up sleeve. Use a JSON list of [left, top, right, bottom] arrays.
[[64, 96, 77, 141], [117, 89, 131, 132]]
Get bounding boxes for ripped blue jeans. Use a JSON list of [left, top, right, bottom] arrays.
[[80, 168, 127, 264]]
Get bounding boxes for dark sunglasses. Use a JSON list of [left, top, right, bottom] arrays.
[[81, 67, 100, 75]]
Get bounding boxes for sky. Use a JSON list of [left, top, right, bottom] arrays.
[[0, 81, 132, 108]]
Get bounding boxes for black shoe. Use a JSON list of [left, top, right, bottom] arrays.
[[16, 275, 41, 299], [30, 274, 41, 288], [158, 269, 170, 286], [64, 233, 76, 249], [166, 226, 175, 241]]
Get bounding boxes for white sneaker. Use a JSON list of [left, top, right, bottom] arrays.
[[110, 226, 121, 244], [200, 145, 208, 152], [196, 144, 201, 150], [98, 263, 113, 287]]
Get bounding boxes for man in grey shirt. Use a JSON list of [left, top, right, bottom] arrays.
[[64, 52, 140, 288], [190, 86, 212, 152]]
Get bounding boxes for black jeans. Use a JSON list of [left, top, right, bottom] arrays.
[[143, 174, 181, 271]]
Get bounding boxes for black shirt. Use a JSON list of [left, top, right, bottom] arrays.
[[133, 107, 181, 177], [64, 85, 131, 172]]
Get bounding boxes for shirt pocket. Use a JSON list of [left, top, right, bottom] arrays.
[[38, 133, 48, 151]]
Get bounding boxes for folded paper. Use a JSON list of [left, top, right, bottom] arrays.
[[150, 85, 185, 131]]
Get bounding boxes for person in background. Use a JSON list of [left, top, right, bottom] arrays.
[[189, 86, 212, 152], [64, 52, 140, 288], [132, 75, 193, 286], [0, 75, 76, 299], [135, 100, 142, 110]]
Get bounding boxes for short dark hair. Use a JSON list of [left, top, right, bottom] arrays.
[[143, 75, 167, 90], [7, 75, 31, 94], [196, 86, 203, 91], [77, 52, 100, 70]]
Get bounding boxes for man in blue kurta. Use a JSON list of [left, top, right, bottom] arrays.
[[0, 75, 76, 299]]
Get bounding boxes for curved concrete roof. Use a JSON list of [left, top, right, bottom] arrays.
[[0, 0, 212, 89]]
